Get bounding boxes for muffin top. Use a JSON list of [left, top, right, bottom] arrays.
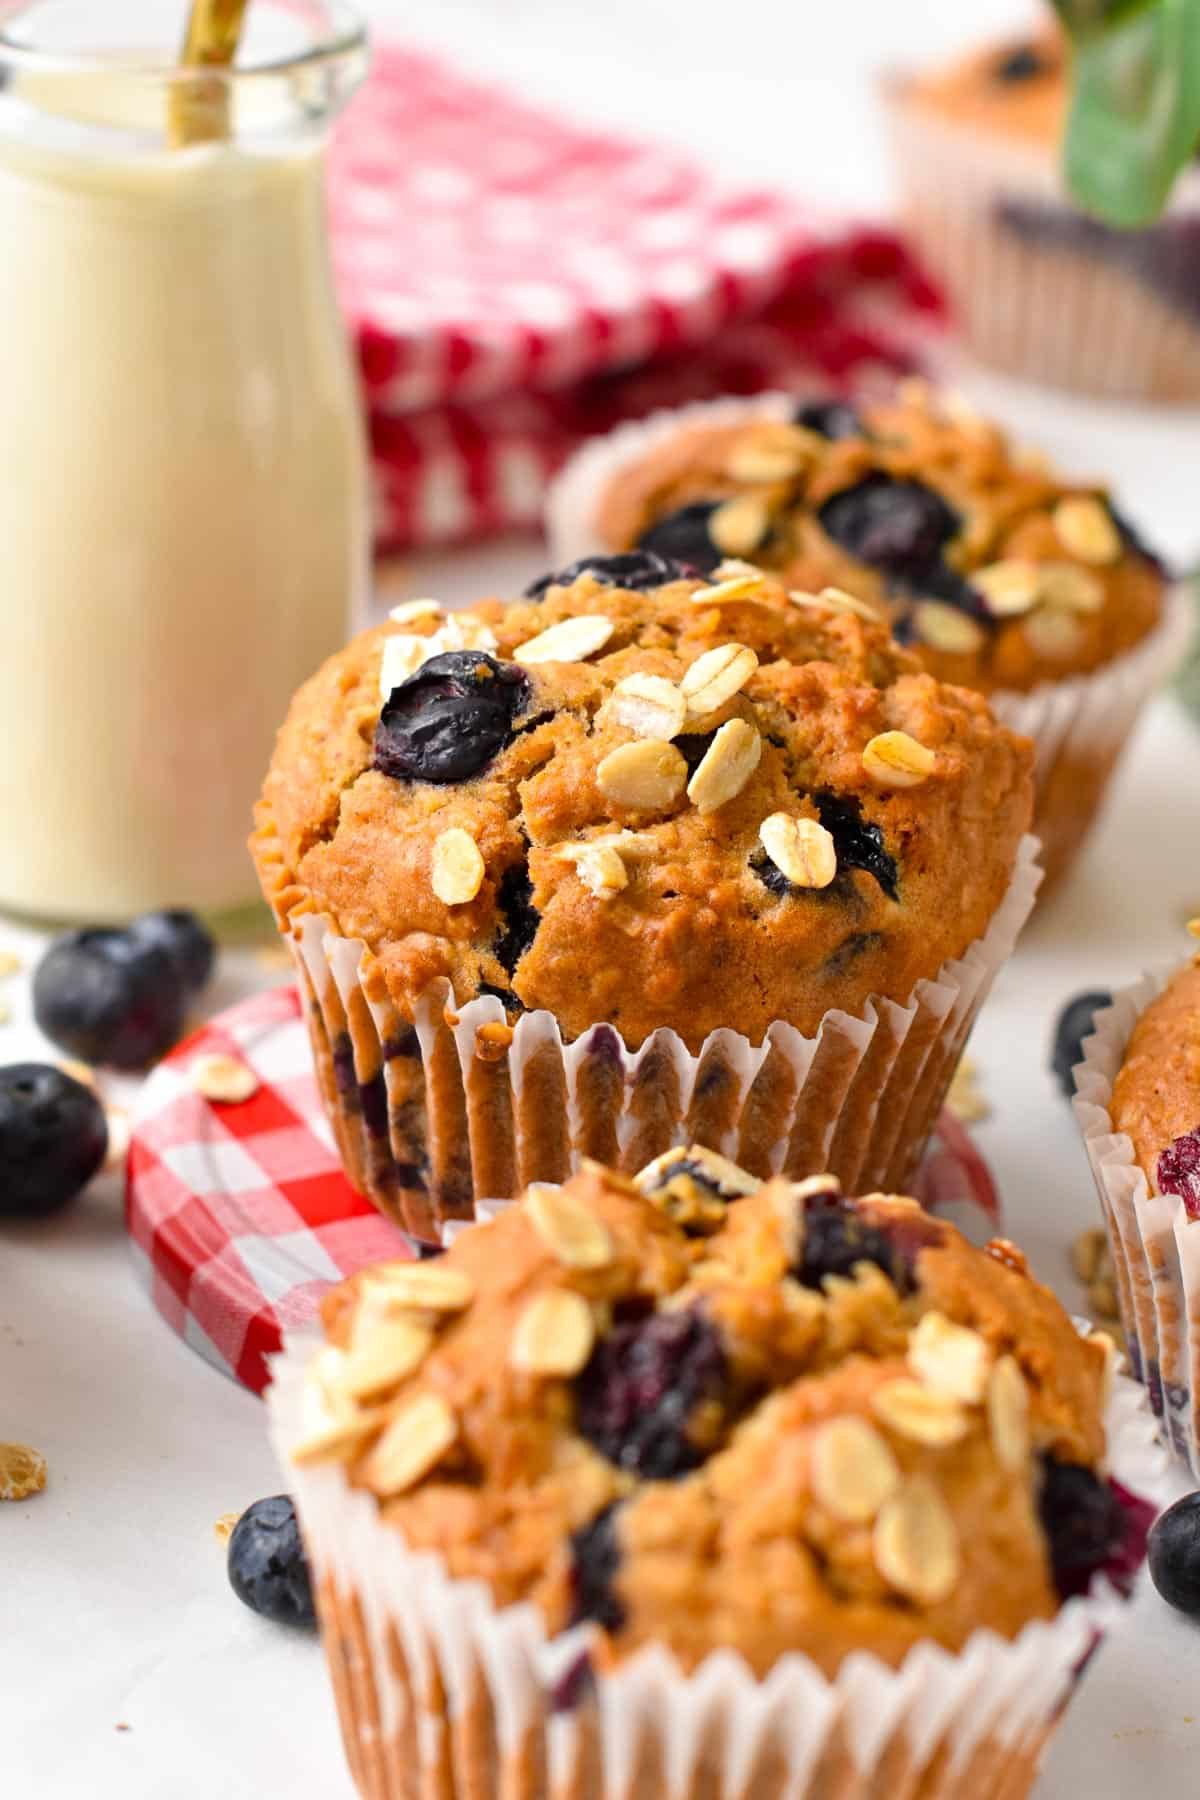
[[1111, 954, 1200, 1217], [292, 1157, 1126, 1680], [904, 32, 1066, 148], [589, 382, 1165, 696], [254, 562, 1032, 1051]]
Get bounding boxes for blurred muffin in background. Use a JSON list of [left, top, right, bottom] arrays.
[[546, 382, 1187, 893], [882, 30, 1200, 403]]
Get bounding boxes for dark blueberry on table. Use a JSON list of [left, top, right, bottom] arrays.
[[575, 1305, 728, 1479], [818, 472, 960, 579], [814, 792, 899, 900], [993, 42, 1048, 83], [635, 502, 723, 575], [1158, 1126, 1200, 1219], [127, 909, 216, 993], [1038, 1457, 1125, 1598], [568, 1502, 626, 1632], [524, 550, 694, 599], [493, 861, 540, 976], [792, 398, 866, 441], [33, 930, 187, 1070], [1049, 990, 1112, 1099], [795, 1201, 914, 1295], [227, 1495, 315, 1627], [0, 1063, 108, 1219], [1148, 1491, 1200, 1616], [373, 651, 530, 786]]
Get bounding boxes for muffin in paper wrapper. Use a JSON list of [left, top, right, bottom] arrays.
[[274, 835, 1041, 1244], [543, 395, 1192, 898], [881, 77, 1200, 405], [268, 1337, 1165, 1800], [1074, 965, 1200, 1474]]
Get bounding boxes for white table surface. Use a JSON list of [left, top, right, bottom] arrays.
[[6, 0, 1200, 1794]]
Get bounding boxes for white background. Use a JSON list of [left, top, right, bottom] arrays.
[[4, 1, 1200, 1796]]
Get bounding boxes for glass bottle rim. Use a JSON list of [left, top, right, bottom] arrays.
[[0, 1, 366, 83]]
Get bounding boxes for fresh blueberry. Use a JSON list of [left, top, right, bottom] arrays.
[[575, 1306, 728, 1479], [227, 1495, 315, 1627], [993, 42, 1048, 83], [0, 1063, 108, 1219], [1148, 1491, 1200, 1615], [128, 909, 216, 993], [792, 398, 866, 440], [524, 551, 694, 599], [1158, 1127, 1200, 1219], [1050, 990, 1112, 1098], [493, 861, 540, 976], [33, 930, 187, 1070], [373, 651, 530, 786], [818, 472, 960, 579], [635, 502, 723, 575], [795, 1198, 915, 1295], [568, 1502, 626, 1632], [1038, 1457, 1125, 1598]]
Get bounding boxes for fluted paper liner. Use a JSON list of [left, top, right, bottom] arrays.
[[286, 838, 1040, 1242], [544, 396, 1192, 895], [881, 80, 1200, 404], [268, 1338, 1166, 1800], [1074, 964, 1200, 1474]]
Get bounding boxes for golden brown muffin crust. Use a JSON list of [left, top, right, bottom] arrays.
[[255, 567, 1033, 1051], [591, 383, 1164, 696], [905, 31, 1066, 149], [295, 1162, 1113, 1680], [1111, 960, 1200, 1189]]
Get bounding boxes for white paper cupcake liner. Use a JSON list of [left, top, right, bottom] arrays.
[[283, 837, 1040, 1243], [1074, 963, 1200, 1474], [268, 1334, 1168, 1800], [881, 81, 1200, 404], [544, 397, 1193, 895]]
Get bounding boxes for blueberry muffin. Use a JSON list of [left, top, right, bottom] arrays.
[[276, 1158, 1153, 1800], [1110, 960, 1200, 1217], [884, 31, 1200, 402], [1074, 944, 1200, 1470], [253, 560, 1034, 1234], [554, 383, 1175, 892]]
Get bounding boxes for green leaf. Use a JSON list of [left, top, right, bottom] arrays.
[[1059, 0, 1200, 226], [1050, 0, 1157, 32]]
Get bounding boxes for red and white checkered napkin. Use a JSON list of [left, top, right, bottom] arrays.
[[125, 986, 410, 1395], [126, 987, 998, 1396], [329, 46, 943, 551]]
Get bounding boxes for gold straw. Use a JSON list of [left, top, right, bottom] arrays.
[[168, 0, 251, 148]]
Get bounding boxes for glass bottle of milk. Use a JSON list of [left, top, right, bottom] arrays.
[[0, 2, 369, 921]]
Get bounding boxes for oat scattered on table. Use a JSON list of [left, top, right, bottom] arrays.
[[0, 1442, 47, 1501], [190, 1053, 260, 1105], [213, 1511, 240, 1546]]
